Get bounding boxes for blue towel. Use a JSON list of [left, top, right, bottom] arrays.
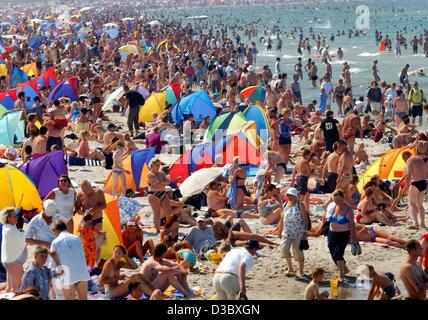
[[227, 180, 237, 209]]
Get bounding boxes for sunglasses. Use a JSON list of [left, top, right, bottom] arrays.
[[59, 179, 69, 183]]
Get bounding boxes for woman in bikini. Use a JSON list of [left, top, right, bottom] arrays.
[[147, 158, 176, 233], [356, 187, 394, 226], [257, 184, 283, 225], [268, 109, 280, 152], [78, 130, 105, 161], [111, 142, 130, 196], [230, 159, 254, 210], [392, 88, 409, 127]]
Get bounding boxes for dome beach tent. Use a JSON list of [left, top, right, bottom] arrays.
[[0, 162, 42, 211], [357, 146, 415, 192], [0, 110, 25, 147], [203, 111, 247, 142], [138, 91, 166, 123], [19, 151, 67, 198], [104, 148, 156, 194], [243, 104, 270, 143], [47, 76, 79, 103], [171, 90, 216, 126], [73, 193, 122, 260]]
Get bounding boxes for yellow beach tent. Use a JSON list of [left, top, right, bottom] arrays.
[[21, 62, 39, 77], [357, 146, 415, 192], [73, 194, 123, 260], [138, 91, 166, 123], [0, 163, 42, 211]]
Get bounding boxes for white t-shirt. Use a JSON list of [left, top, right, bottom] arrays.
[[1, 224, 27, 263], [216, 247, 254, 276], [321, 81, 333, 95], [51, 232, 90, 285], [385, 87, 397, 100]]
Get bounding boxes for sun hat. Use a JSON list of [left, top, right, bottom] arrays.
[[196, 215, 206, 222], [43, 199, 58, 217], [286, 187, 298, 197]]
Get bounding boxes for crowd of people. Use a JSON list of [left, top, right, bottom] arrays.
[[0, 2, 427, 301]]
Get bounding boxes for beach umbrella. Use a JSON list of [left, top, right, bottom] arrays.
[[239, 86, 266, 103], [102, 87, 125, 111], [121, 17, 134, 21], [103, 22, 118, 28], [157, 39, 180, 52], [179, 167, 224, 198], [28, 18, 44, 24], [138, 91, 166, 122], [148, 20, 160, 27], [118, 44, 139, 60], [203, 111, 247, 142], [211, 92, 222, 102], [118, 196, 143, 225], [79, 7, 91, 12], [0, 104, 7, 117], [0, 162, 42, 211], [161, 83, 181, 105]]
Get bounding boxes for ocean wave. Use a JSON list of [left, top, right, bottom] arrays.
[[349, 68, 367, 74], [258, 52, 277, 57], [358, 52, 380, 57], [282, 54, 301, 59], [331, 60, 355, 65]]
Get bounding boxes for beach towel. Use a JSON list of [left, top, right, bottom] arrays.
[[66, 155, 102, 166], [227, 180, 237, 209]]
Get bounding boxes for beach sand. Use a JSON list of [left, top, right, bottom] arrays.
[[47, 111, 422, 300]]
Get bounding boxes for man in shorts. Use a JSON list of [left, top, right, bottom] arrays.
[[408, 81, 426, 126]]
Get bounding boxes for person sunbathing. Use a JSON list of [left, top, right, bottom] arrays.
[[306, 222, 408, 249], [213, 217, 279, 248], [140, 243, 197, 298], [99, 245, 157, 299], [257, 184, 283, 225], [78, 130, 105, 161]]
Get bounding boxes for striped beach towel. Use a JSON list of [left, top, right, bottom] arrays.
[[65, 155, 103, 167]]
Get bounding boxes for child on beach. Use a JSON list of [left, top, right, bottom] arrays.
[[354, 143, 369, 165], [78, 213, 105, 267], [172, 242, 197, 270], [319, 88, 327, 113], [367, 265, 399, 300], [304, 268, 329, 300]]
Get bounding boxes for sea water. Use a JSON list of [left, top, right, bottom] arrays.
[[150, 0, 428, 128]]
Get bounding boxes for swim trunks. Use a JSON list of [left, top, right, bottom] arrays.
[[410, 180, 427, 192], [296, 175, 309, 195]]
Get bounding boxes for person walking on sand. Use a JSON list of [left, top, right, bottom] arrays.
[[405, 141, 428, 229], [399, 240, 428, 300], [278, 188, 309, 278], [213, 240, 260, 300], [111, 141, 130, 196]]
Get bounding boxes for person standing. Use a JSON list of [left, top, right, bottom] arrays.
[[405, 142, 428, 229], [21, 246, 55, 300], [408, 81, 426, 126], [45, 175, 76, 234], [399, 240, 428, 300], [0, 207, 27, 293], [319, 110, 340, 153], [123, 85, 145, 137], [75, 180, 107, 261], [278, 188, 309, 278], [372, 60, 380, 82], [25, 200, 57, 250], [213, 240, 260, 300], [50, 221, 90, 300], [325, 189, 357, 281]]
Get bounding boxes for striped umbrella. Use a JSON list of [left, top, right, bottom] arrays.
[[239, 86, 266, 103]]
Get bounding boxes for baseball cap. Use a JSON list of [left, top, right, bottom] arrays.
[[196, 215, 207, 222], [43, 199, 58, 217], [245, 239, 261, 250], [286, 187, 299, 197]]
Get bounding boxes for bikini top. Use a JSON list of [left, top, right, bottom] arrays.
[[327, 203, 351, 225]]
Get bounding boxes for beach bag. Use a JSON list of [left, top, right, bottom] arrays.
[[321, 221, 330, 236], [299, 239, 309, 251]]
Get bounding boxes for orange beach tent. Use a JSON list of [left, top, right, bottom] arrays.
[[73, 193, 123, 260], [357, 146, 415, 192]]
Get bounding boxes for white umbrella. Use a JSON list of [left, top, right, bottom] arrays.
[[179, 167, 224, 198], [102, 87, 125, 111], [103, 22, 118, 28], [79, 7, 92, 13], [121, 17, 134, 21], [148, 20, 160, 27], [2, 34, 27, 40], [28, 18, 44, 24], [0, 22, 11, 26]]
